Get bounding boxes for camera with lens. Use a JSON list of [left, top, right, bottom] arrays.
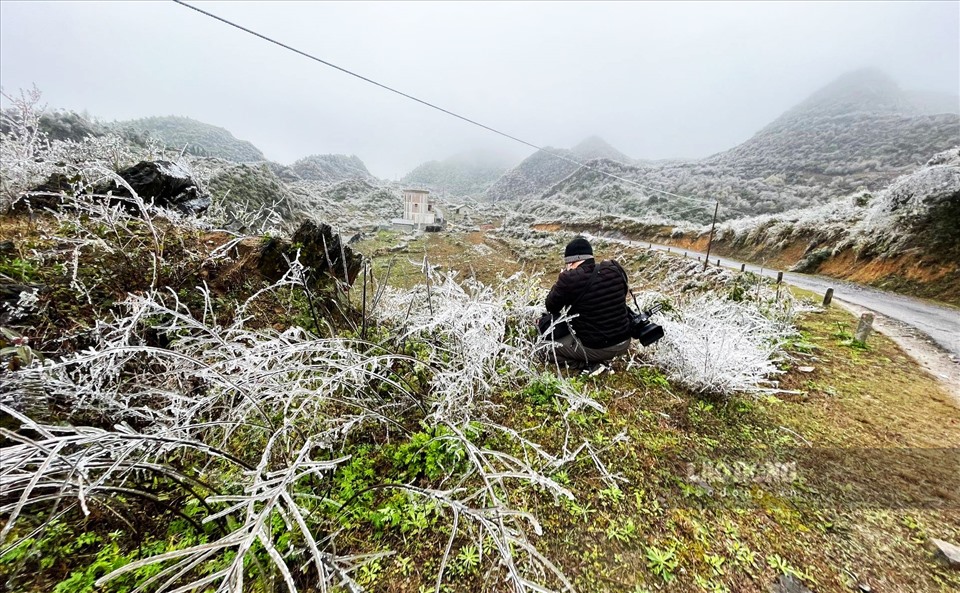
[[627, 302, 664, 346]]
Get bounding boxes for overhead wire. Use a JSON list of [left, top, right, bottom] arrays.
[[171, 0, 719, 209]]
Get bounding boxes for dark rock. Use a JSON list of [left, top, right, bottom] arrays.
[[255, 221, 362, 289], [0, 241, 16, 257], [291, 220, 362, 285], [256, 237, 289, 283], [12, 161, 210, 216], [109, 160, 211, 215], [9, 173, 78, 213], [0, 281, 33, 308], [770, 575, 813, 593]]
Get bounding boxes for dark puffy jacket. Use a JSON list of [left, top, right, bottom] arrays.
[[545, 259, 630, 348]]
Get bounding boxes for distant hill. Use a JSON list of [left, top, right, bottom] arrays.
[[528, 156, 830, 222], [708, 69, 960, 182], [485, 136, 631, 201], [205, 163, 393, 233], [571, 136, 633, 163], [289, 154, 375, 184], [531, 70, 959, 220], [38, 111, 107, 142], [112, 116, 265, 162], [0, 108, 107, 144], [401, 149, 519, 197]]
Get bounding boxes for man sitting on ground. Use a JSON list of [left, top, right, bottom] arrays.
[[540, 237, 631, 369]]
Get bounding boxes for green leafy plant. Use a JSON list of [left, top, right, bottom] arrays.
[[703, 552, 726, 575], [521, 373, 563, 406], [1, 327, 42, 370], [453, 545, 481, 575], [605, 518, 638, 543], [391, 426, 466, 481], [645, 544, 679, 583], [766, 553, 803, 578], [0, 257, 39, 283], [394, 555, 415, 577]]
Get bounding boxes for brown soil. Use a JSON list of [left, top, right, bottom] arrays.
[[531, 223, 563, 232]]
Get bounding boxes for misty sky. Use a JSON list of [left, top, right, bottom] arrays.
[[2, 1, 958, 178]]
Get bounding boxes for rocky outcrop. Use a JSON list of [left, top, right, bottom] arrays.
[[110, 161, 211, 215], [12, 160, 211, 216], [10, 173, 79, 213], [769, 575, 814, 593], [257, 220, 362, 288], [930, 538, 960, 569]]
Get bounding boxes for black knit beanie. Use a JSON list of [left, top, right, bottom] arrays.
[[563, 237, 594, 263]]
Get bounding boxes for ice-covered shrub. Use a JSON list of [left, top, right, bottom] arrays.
[[852, 147, 960, 255], [642, 293, 795, 395], [375, 268, 600, 422], [1, 86, 53, 208], [711, 147, 960, 259], [1, 88, 173, 212], [2, 261, 608, 592]]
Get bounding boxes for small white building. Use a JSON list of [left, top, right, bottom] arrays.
[[402, 188, 436, 225], [392, 188, 443, 231]]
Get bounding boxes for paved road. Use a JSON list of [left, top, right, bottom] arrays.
[[587, 234, 960, 360]]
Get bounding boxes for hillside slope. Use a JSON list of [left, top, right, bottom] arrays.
[[534, 70, 959, 220], [289, 154, 375, 184], [401, 149, 518, 198], [616, 148, 960, 305], [485, 136, 631, 201], [708, 69, 959, 183], [112, 116, 266, 162]]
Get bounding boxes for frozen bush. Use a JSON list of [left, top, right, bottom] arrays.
[[643, 294, 793, 395]]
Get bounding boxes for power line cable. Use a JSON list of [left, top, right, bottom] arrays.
[[171, 0, 718, 207]]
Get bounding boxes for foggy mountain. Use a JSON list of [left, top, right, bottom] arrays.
[[401, 149, 520, 198], [708, 69, 960, 180], [484, 136, 632, 202], [522, 69, 959, 218], [289, 154, 376, 184], [111, 116, 266, 162]]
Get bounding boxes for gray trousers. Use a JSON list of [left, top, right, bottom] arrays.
[[542, 333, 631, 368]]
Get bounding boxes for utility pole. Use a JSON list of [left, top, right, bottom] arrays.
[[703, 200, 719, 272]]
